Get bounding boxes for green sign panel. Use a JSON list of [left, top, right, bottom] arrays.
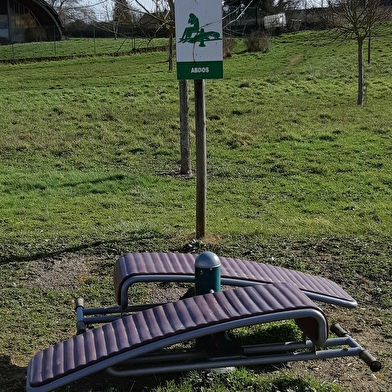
[[175, 1, 223, 80], [177, 61, 223, 80]]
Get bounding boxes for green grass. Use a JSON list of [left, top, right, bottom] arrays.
[[0, 25, 391, 391], [152, 370, 346, 392], [0, 37, 168, 61], [1, 31, 391, 259]]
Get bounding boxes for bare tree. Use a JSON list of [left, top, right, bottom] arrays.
[[47, 0, 95, 25], [93, 0, 140, 40], [112, 0, 134, 39], [135, 0, 174, 69], [135, 0, 191, 175], [326, 0, 387, 105]]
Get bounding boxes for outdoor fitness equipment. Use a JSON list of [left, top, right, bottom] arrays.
[[26, 252, 381, 392]]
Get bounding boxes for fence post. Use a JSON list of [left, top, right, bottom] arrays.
[[53, 25, 57, 57], [93, 26, 96, 55]]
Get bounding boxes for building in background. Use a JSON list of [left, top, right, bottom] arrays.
[[0, 0, 63, 44]]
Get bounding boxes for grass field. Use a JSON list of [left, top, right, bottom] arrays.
[[0, 25, 391, 391], [0, 37, 168, 61]]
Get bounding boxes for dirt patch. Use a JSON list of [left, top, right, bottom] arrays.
[[290, 54, 303, 66], [28, 255, 102, 290], [289, 305, 390, 392]]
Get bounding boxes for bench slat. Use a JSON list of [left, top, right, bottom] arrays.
[[28, 283, 327, 391], [114, 252, 356, 309]]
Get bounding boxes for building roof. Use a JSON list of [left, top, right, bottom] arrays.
[[16, 0, 64, 37]]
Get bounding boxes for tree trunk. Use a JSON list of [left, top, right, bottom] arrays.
[[357, 37, 364, 105], [179, 80, 191, 175]]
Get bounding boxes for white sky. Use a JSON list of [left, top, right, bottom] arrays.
[[82, 0, 321, 22], [132, 0, 155, 12], [82, 0, 156, 21]]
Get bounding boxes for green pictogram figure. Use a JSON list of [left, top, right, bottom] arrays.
[[179, 13, 221, 47]]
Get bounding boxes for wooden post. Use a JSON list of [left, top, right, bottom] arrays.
[[194, 79, 206, 238], [179, 80, 191, 175]]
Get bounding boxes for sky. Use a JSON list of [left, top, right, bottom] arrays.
[[132, 0, 155, 12], [82, 0, 156, 21], [89, 0, 154, 9]]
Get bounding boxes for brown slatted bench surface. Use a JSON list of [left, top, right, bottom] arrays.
[[114, 252, 356, 310], [27, 283, 327, 392]]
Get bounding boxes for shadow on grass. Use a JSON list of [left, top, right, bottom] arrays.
[[0, 353, 170, 392], [0, 240, 108, 265], [0, 352, 182, 392], [0, 356, 26, 392], [0, 230, 167, 265], [29, 370, 180, 392]]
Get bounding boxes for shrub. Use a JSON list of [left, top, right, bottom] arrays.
[[223, 36, 236, 58], [245, 31, 270, 53]]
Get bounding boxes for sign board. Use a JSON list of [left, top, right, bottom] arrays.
[[175, 0, 223, 80]]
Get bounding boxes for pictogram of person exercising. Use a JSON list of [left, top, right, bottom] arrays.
[[179, 13, 200, 43], [179, 13, 221, 47]]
